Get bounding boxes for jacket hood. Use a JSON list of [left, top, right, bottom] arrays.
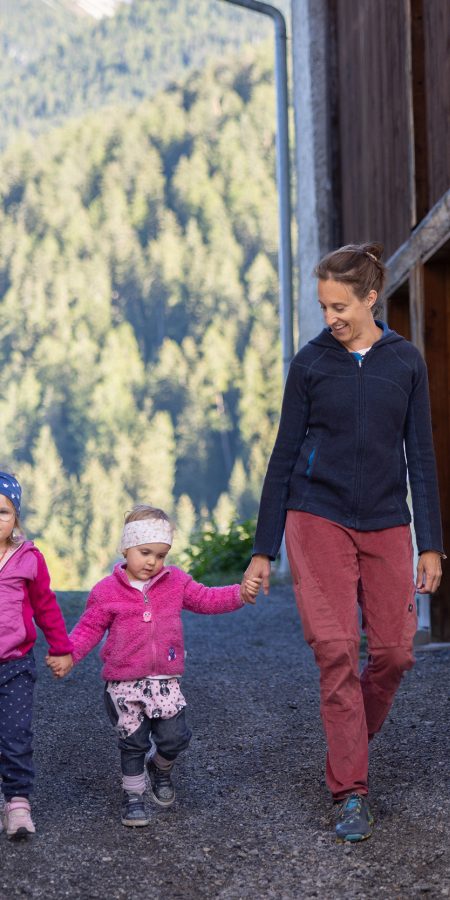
[[7, 540, 37, 561], [309, 320, 404, 351]]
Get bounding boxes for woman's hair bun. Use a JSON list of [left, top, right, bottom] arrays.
[[361, 242, 384, 262]]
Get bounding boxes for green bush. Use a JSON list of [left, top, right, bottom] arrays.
[[185, 520, 255, 584]]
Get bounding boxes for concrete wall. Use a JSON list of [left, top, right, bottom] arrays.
[[291, 0, 330, 347]]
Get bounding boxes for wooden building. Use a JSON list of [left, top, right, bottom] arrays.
[[291, 0, 450, 640]]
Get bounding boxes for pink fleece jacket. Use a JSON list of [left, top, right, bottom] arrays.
[[70, 563, 243, 681], [0, 540, 73, 662]]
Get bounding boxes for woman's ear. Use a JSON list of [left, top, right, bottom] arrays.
[[366, 289, 378, 309]]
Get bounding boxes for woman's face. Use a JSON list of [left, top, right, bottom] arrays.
[[318, 279, 377, 346]]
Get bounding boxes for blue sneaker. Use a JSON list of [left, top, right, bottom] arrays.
[[335, 793, 373, 842]]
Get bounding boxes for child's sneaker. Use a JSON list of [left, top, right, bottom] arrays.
[[146, 756, 175, 807], [4, 797, 35, 840], [121, 791, 149, 827]]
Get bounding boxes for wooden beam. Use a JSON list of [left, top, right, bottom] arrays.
[[385, 186, 450, 296], [409, 261, 425, 355]]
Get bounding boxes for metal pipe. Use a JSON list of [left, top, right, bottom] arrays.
[[219, 0, 294, 382]]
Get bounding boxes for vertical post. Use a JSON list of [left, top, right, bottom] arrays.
[[291, 0, 330, 347], [219, 0, 294, 381], [219, 1, 294, 577], [409, 261, 425, 356], [273, 15, 295, 381], [409, 0, 429, 225]]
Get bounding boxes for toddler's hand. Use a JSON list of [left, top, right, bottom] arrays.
[[240, 576, 262, 605], [45, 653, 73, 679]]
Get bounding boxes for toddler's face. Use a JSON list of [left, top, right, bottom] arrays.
[[124, 542, 170, 582]]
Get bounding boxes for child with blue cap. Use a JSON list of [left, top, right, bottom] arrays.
[[0, 472, 73, 839]]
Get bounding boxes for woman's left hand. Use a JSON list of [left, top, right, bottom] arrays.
[[416, 551, 443, 594]]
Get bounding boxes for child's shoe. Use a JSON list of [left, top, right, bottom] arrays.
[[146, 756, 175, 807], [121, 791, 149, 827], [4, 797, 35, 840]]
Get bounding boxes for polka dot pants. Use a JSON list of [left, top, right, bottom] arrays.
[[0, 650, 36, 800]]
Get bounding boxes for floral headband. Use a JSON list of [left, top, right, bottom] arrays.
[[121, 519, 173, 552]]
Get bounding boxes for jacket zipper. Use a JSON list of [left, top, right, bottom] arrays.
[[127, 569, 170, 673], [351, 354, 365, 524], [143, 589, 157, 672]]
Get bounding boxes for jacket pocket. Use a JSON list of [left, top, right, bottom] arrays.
[[293, 435, 319, 477], [306, 448, 316, 476]]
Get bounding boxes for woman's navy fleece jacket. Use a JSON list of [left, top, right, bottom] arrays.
[[253, 322, 443, 559]]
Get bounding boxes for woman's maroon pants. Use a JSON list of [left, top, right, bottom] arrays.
[[285, 511, 417, 800]]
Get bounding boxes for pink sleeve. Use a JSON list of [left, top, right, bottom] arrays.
[[182, 576, 243, 615], [27, 551, 73, 656], [69, 590, 112, 666]]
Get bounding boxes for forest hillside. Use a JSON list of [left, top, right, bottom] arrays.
[[0, 42, 283, 587], [0, 0, 289, 152]]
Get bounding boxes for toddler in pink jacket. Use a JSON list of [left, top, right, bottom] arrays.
[[0, 472, 73, 840], [48, 504, 260, 827]]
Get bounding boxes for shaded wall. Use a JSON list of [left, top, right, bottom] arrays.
[[423, 2, 450, 209], [291, 0, 450, 638], [333, 0, 413, 260]]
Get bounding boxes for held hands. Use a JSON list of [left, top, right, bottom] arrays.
[[45, 653, 73, 679], [416, 551, 442, 594], [240, 554, 271, 605], [240, 577, 263, 604]]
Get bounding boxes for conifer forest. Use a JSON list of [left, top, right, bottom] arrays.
[[0, 0, 291, 587]]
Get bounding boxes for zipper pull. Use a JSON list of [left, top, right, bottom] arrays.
[[143, 593, 151, 622]]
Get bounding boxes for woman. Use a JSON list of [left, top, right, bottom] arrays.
[[241, 243, 444, 842]]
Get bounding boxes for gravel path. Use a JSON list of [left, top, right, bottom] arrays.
[[1, 586, 450, 900]]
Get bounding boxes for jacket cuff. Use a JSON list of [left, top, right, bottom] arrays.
[[48, 640, 74, 657], [232, 584, 244, 607], [419, 549, 446, 558]]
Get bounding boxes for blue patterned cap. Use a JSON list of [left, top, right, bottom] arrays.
[[0, 473, 21, 517]]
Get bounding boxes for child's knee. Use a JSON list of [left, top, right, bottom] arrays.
[[117, 717, 152, 755], [152, 709, 192, 758]]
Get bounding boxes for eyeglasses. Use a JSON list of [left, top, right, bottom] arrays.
[[0, 508, 15, 522]]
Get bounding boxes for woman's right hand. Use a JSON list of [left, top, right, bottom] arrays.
[[240, 554, 271, 604]]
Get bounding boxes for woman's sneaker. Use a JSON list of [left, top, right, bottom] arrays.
[[4, 797, 35, 840], [121, 791, 149, 827], [146, 756, 175, 807], [335, 793, 373, 842]]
